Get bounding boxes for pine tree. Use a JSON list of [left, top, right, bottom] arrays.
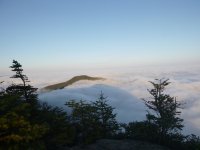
[[7, 60, 37, 104], [65, 92, 119, 144], [65, 99, 97, 144], [0, 60, 48, 149], [143, 79, 183, 141], [93, 92, 118, 137]]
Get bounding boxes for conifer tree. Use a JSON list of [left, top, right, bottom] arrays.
[[66, 99, 97, 144], [0, 61, 48, 149], [7, 60, 37, 104], [93, 92, 118, 137], [65, 92, 119, 144], [144, 79, 183, 141]]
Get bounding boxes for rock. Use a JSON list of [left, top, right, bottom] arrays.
[[68, 139, 170, 150]]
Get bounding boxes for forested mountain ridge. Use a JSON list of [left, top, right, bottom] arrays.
[[42, 75, 105, 91]]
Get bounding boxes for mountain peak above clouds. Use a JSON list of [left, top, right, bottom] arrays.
[[42, 75, 105, 92]]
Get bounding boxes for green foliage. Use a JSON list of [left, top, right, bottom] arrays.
[[124, 121, 159, 142], [0, 60, 74, 149], [65, 92, 119, 144], [0, 92, 48, 150], [183, 134, 200, 150], [143, 79, 183, 139], [92, 92, 118, 137], [66, 99, 100, 144], [1, 60, 200, 149], [123, 78, 200, 150], [37, 103, 75, 149], [9, 60, 37, 104]]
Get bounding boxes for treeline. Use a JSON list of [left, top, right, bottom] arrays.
[[0, 60, 200, 150]]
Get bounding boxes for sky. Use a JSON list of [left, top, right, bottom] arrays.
[[0, 0, 200, 71], [0, 0, 200, 135]]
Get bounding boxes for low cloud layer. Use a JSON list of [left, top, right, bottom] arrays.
[[39, 84, 146, 123], [2, 64, 200, 135]]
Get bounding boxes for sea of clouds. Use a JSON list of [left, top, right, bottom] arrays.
[[1, 64, 200, 135]]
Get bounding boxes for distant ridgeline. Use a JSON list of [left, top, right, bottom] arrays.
[[42, 75, 105, 91]]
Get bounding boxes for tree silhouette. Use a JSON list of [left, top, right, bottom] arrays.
[[66, 99, 98, 144], [143, 79, 183, 142], [0, 61, 47, 149], [65, 92, 119, 144], [7, 60, 37, 104], [93, 92, 118, 137]]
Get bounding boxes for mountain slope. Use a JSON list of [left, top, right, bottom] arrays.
[[42, 75, 105, 91]]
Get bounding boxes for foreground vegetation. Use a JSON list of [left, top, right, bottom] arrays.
[[0, 60, 200, 150]]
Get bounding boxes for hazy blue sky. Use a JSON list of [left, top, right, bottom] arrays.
[[0, 0, 200, 71]]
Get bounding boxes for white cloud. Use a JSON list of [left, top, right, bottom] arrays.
[[39, 84, 147, 123], [2, 64, 200, 135]]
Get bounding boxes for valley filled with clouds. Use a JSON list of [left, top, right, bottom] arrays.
[[1, 64, 200, 135]]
